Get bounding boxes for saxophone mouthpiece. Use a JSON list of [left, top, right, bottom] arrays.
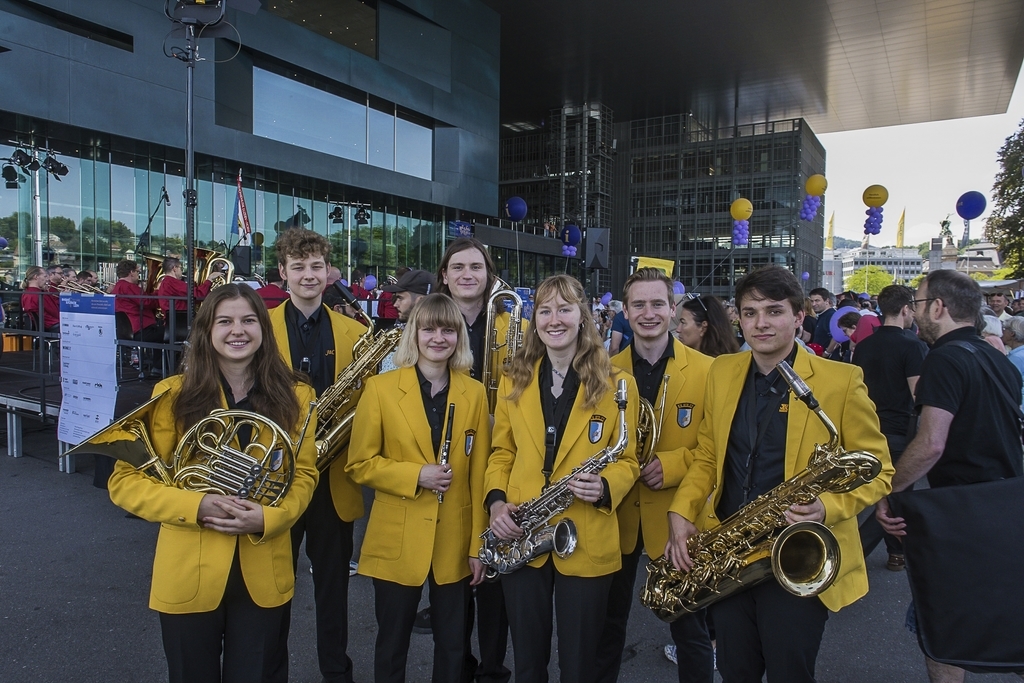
[[615, 378, 628, 410], [777, 360, 818, 411]]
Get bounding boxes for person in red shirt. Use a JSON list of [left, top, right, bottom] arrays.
[[156, 256, 214, 332], [110, 260, 163, 343], [21, 265, 60, 331], [255, 267, 289, 309], [45, 264, 64, 292]]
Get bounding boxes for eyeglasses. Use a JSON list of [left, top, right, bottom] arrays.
[[687, 294, 708, 314], [912, 298, 936, 306]]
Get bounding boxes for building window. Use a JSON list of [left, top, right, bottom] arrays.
[[264, 0, 378, 59]]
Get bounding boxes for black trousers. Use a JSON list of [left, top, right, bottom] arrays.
[[159, 551, 290, 683], [858, 433, 907, 557], [288, 479, 356, 683], [373, 574, 470, 683], [502, 561, 613, 683], [593, 537, 713, 683], [463, 578, 512, 683], [710, 579, 828, 683]]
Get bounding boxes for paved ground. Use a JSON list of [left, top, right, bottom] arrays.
[[1, 418, 1018, 683]]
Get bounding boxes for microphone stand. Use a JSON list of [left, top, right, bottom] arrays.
[[136, 187, 170, 253]]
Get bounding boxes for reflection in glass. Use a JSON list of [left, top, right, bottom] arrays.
[[396, 117, 432, 180], [368, 108, 395, 170]]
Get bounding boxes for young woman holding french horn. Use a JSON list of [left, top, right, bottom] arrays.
[[347, 293, 492, 683], [107, 284, 319, 683], [485, 274, 640, 683]]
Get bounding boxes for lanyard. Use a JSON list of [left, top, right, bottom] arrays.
[[540, 364, 579, 489]]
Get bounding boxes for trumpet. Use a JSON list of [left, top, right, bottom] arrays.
[[57, 277, 105, 294], [64, 392, 316, 506]]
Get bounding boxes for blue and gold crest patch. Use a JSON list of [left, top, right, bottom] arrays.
[[269, 449, 284, 472], [465, 429, 476, 455], [677, 402, 695, 428], [589, 416, 606, 443]]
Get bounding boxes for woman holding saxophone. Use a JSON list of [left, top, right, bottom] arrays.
[[485, 274, 640, 683], [347, 293, 492, 683], [108, 284, 319, 683]]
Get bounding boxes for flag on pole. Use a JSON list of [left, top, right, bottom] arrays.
[[826, 212, 834, 250], [231, 169, 252, 247], [896, 209, 905, 248], [634, 255, 675, 277]]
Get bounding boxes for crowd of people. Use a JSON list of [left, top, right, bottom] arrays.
[[41, 234, 1021, 683]]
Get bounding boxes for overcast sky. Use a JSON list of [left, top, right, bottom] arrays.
[[817, 70, 1024, 250]]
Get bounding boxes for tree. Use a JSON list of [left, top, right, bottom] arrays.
[[844, 265, 894, 295], [986, 117, 1024, 276]]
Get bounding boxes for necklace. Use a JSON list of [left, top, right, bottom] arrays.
[[552, 366, 566, 381]]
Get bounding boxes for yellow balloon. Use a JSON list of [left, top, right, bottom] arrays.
[[730, 198, 753, 221], [862, 185, 889, 207], [805, 174, 827, 196]]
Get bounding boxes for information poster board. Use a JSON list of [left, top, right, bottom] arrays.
[[57, 294, 118, 444]]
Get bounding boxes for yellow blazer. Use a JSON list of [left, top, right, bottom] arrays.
[[486, 361, 640, 577], [108, 377, 319, 614], [270, 301, 367, 522], [611, 338, 714, 558], [668, 348, 894, 612], [347, 367, 492, 586]]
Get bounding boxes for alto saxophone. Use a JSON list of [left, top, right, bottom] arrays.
[[479, 379, 629, 578], [640, 360, 883, 622]]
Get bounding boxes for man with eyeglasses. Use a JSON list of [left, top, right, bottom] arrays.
[[876, 270, 1023, 683], [850, 285, 927, 572]]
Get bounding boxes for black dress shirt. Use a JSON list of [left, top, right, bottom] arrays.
[[285, 301, 336, 397], [415, 366, 452, 456], [630, 337, 674, 405], [464, 310, 487, 382], [716, 346, 798, 520]]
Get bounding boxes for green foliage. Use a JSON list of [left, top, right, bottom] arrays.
[[917, 241, 932, 259], [909, 273, 925, 288], [844, 265, 895, 295], [987, 117, 1024, 277]]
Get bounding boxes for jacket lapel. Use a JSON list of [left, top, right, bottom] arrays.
[[716, 353, 752, 480], [515, 360, 547, 457], [398, 367, 436, 463], [555, 380, 596, 470]]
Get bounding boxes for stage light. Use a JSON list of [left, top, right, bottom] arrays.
[[42, 155, 69, 181], [330, 204, 344, 224], [10, 149, 39, 171], [355, 208, 369, 226], [2, 164, 19, 189]]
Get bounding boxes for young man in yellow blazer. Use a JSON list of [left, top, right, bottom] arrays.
[[595, 267, 716, 683], [269, 228, 367, 683], [666, 265, 893, 683]]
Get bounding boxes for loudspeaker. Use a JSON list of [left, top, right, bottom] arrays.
[[585, 228, 610, 270], [230, 245, 251, 277]]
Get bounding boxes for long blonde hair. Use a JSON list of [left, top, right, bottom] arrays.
[[393, 294, 473, 372], [506, 274, 613, 409]]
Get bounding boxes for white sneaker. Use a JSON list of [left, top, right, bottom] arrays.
[[663, 644, 677, 665]]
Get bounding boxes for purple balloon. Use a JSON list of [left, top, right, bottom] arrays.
[[829, 305, 860, 343], [505, 196, 528, 222], [363, 274, 377, 290], [801, 271, 810, 281], [673, 280, 686, 295], [601, 292, 613, 306], [561, 224, 582, 247], [0, 237, 8, 249]]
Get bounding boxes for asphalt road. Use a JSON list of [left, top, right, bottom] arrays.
[[0, 423, 1017, 683]]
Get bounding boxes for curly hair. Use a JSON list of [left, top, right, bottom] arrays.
[[174, 284, 305, 432], [393, 294, 473, 371], [506, 274, 614, 409], [275, 227, 331, 266]]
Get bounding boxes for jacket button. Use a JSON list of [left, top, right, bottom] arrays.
[[178, 516, 185, 522], [634, 501, 640, 507]]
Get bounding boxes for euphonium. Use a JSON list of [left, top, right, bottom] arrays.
[[636, 374, 670, 469], [64, 392, 316, 506], [482, 278, 524, 414], [478, 379, 629, 578], [640, 360, 883, 622], [313, 285, 402, 471]]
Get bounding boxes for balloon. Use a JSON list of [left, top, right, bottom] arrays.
[[560, 224, 582, 247], [673, 281, 685, 295], [862, 185, 888, 207], [801, 271, 810, 281], [955, 191, 986, 221], [363, 274, 377, 290], [829, 305, 860, 343], [340, 279, 349, 287], [0, 237, 8, 249], [505, 196, 528, 222], [600, 292, 612, 306], [730, 198, 753, 221], [805, 174, 827, 196], [807, 342, 825, 356]]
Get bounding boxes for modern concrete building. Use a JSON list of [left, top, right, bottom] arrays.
[[841, 246, 924, 285]]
